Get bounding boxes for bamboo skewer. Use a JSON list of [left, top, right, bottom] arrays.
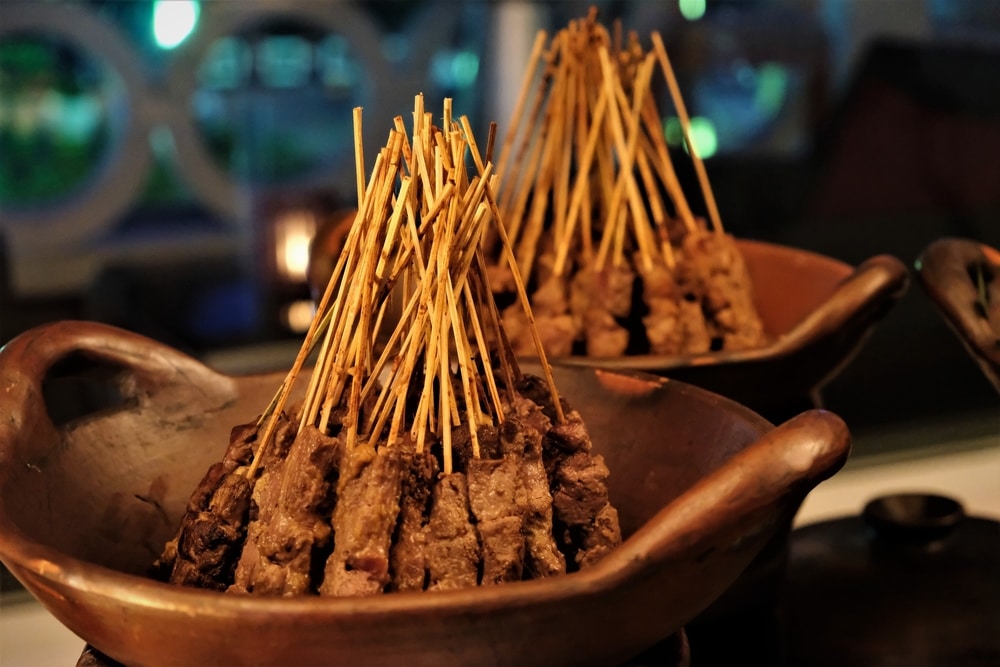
[[651, 31, 724, 235], [495, 30, 548, 186], [250, 91, 592, 502]]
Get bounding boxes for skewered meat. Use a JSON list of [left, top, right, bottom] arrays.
[[551, 450, 611, 526], [500, 303, 533, 357], [575, 503, 622, 568], [682, 230, 766, 351], [583, 308, 629, 358], [389, 448, 436, 590], [501, 263, 583, 359], [637, 256, 711, 355], [637, 258, 684, 356], [158, 97, 624, 603], [320, 443, 406, 596], [501, 404, 566, 578], [467, 453, 526, 584], [230, 425, 343, 596], [571, 264, 635, 319], [390, 446, 438, 592], [167, 473, 253, 590], [570, 266, 631, 357], [599, 264, 636, 319], [154, 416, 276, 587], [533, 274, 567, 315], [642, 298, 685, 356], [678, 297, 712, 353], [424, 472, 481, 591], [535, 315, 580, 358]]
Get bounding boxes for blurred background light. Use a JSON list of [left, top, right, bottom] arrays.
[[662, 115, 717, 158], [273, 209, 318, 283], [152, 0, 200, 50], [679, 0, 706, 22]]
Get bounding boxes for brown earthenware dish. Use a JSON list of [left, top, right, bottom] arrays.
[[0, 321, 849, 667], [916, 237, 1000, 393], [557, 240, 909, 418]]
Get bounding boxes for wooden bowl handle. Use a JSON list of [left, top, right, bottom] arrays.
[[0, 321, 234, 464], [604, 409, 850, 579], [784, 254, 909, 346], [916, 238, 1000, 389]]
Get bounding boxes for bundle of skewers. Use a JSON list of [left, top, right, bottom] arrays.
[[153, 96, 621, 597], [491, 9, 767, 359]]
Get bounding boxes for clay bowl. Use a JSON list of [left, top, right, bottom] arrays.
[[0, 321, 850, 667], [310, 217, 908, 421], [916, 237, 1000, 393]]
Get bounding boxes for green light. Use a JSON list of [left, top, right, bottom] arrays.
[[153, 1, 199, 50], [754, 63, 789, 115], [663, 117, 683, 146], [663, 115, 717, 158], [688, 116, 717, 158], [679, 0, 706, 21]]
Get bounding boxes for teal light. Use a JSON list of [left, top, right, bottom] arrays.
[[452, 51, 480, 87], [153, 1, 200, 50], [679, 0, 706, 21]]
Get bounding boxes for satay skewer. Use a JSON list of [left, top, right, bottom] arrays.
[[484, 183, 566, 424], [494, 30, 548, 187], [651, 31, 725, 235]]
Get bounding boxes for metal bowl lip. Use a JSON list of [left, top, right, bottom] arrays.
[[0, 367, 772, 622]]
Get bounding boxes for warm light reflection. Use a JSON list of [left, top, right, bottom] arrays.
[[282, 299, 316, 333], [274, 210, 317, 282]]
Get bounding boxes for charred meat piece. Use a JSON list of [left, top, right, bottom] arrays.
[[320, 443, 406, 597], [186, 421, 257, 515], [153, 416, 264, 583], [424, 472, 481, 591], [231, 425, 343, 596], [390, 446, 438, 592], [544, 408, 591, 455], [168, 472, 253, 590]]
